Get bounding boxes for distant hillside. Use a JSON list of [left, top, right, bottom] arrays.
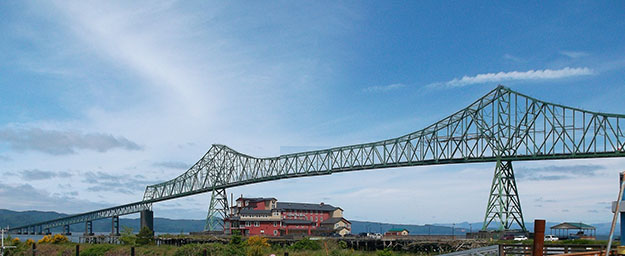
[[0, 209, 617, 236]]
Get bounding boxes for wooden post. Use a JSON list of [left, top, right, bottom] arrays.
[[533, 219, 545, 256], [32, 243, 36, 256], [75, 244, 79, 256], [131, 246, 135, 256]]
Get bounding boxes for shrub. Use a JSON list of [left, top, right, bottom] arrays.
[[119, 226, 136, 245], [376, 248, 395, 256], [136, 226, 154, 245], [25, 239, 34, 247], [11, 237, 20, 245], [246, 236, 270, 256], [291, 237, 321, 251]]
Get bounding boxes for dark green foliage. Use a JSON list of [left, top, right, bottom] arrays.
[[290, 237, 321, 250], [376, 248, 395, 256], [136, 226, 154, 245], [81, 244, 114, 256], [119, 226, 136, 245]]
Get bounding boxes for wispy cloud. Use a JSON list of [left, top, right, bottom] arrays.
[[560, 51, 589, 59], [429, 67, 594, 88], [20, 169, 72, 180], [516, 164, 604, 181], [503, 54, 524, 63], [153, 161, 190, 170], [0, 127, 142, 155], [363, 83, 406, 93]]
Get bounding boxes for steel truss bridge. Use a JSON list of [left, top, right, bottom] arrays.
[[10, 86, 625, 235]]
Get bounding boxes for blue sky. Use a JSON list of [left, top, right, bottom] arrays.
[[1, 1, 625, 225]]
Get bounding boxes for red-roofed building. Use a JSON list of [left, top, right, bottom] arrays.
[[224, 196, 350, 236]]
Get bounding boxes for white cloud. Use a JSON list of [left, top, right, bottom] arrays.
[[363, 83, 406, 93], [431, 67, 594, 88], [503, 54, 524, 63], [560, 51, 589, 59]]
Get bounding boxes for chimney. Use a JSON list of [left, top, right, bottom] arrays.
[[320, 202, 324, 206]]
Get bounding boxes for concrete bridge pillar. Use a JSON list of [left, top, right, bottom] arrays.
[[37, 225, 43, 235], [140, 210, 154, 232], [29, 226, 35, 235], [85, 220, 94, 235], [44, 228, 51, 235], [63, 224, 71, 235], [111, 216, 120, 236]]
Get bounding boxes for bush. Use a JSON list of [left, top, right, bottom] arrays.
[[136, 226, 155, 245], [291, 237, 321, 251], [119, 226, 136, 245], [25, 239, 34, 247], [246, 236, 270, 256], [11, 237, 20, 245], [81, 244, 114, 256], [37, 234, 67, 244], [377, 248, 395, 256]]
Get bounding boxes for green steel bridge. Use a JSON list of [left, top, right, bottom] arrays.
[[9, 86, 625, 235]]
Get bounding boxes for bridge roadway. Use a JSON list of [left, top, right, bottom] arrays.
[[9, 85, 625, 234]]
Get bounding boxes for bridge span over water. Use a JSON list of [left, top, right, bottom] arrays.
[[9, 86, 625, 235]]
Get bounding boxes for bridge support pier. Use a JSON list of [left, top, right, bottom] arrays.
[[482, 160, 526, 231], [37, 225, 43, 235], [44, 228, 51, 235], [85, 220, 94, 235], [30, 226, 35, 235], [112, 216, 120, 236], [63, 224, 71, 235], [204, 188, 228, 232], [140, 210, 154, 232]]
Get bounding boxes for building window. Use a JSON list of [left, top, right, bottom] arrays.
[[254, 221, 260, 227], [260, 230, 264, 234], [273, 230, 278, 236], [320, 217, 323, 222], [273, 222, 277, 227], [246, 222, 250, 227], [245, 201, 249, 206]]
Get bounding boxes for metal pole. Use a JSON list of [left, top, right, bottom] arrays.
[[606, 171, 625, 256]]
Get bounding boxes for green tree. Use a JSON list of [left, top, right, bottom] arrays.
[[136, 226, 154, 245], [119, 226, 136, 245]]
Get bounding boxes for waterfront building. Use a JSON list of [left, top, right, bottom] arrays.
[[225, 196, 351, 236]]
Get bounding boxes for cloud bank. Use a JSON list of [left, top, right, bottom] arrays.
[[0, 127, 142, 155], [431, 67, 594, 88]]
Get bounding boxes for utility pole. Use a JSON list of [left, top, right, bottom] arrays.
[[1, 227, 17, 256], [452, 223, 455, 240]]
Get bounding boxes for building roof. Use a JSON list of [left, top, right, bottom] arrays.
[[277, 202, 339, 211], [238, 197, 277, 203], [239, 208, 272, 215], [283, 219, 314, 225], [321, 218, 350, 225], [387, 229, 408, 232], [550, 222, 596, 230]]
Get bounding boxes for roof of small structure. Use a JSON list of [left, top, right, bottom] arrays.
[[550, 222, 595, 230]]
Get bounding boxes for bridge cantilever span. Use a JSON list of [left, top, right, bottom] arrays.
[[143, 85, 625, 231], [11, 86, 625, 234]]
